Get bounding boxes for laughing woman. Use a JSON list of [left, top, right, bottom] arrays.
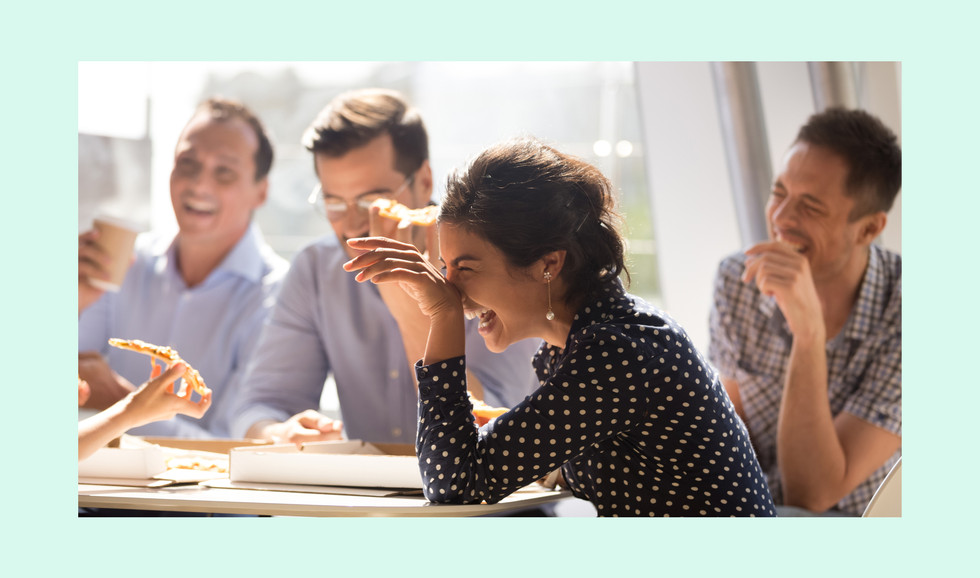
[[344, 137, 775, 517]]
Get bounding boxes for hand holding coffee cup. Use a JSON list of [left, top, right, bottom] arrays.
[[78, 215, 141, 313]]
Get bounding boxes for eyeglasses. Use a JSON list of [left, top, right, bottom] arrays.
[[308, 173, 416, 222]]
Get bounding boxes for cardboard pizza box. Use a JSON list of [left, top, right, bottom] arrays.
[[229, 440, 422, 489], [139, 437, 271, 454], [78, 444, 168, 479], [78, 436, 271, 483]]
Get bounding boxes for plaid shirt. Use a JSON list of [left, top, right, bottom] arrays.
[[708, 245, 902, 515]]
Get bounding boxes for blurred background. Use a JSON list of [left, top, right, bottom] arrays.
[[78, 61, 901, 353]]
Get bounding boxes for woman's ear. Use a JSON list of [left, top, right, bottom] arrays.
[[539, 250, 567, 279]]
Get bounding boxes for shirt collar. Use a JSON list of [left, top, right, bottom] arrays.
[[568, 277, 628, 337], [843, 244, 886, 341], [158, 223, 268, 285]]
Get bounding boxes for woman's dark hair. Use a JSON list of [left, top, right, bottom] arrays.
[[440, 137, 628, 304]]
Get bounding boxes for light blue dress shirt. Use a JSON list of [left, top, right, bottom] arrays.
[[78, 223, 289, 438], [230, 234, 542, 444]]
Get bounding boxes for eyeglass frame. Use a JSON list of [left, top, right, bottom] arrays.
[[307, 172, 417, 222]]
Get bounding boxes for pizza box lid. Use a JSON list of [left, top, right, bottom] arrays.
[[229, 439, 422, 489], [78, 444, 168, 479], [78, 436, 271, 483], [139, 436, 271, 454]]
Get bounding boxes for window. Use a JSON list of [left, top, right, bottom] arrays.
[[78, 61, 661, 304]]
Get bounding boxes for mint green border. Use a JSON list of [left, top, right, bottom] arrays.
[[8, 0, 969, 574]]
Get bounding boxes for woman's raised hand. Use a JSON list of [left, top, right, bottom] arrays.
[[343, 236, 462, 320]]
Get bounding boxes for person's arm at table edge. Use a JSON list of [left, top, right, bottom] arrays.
[[79, 364, 208, 460], [233, 247, 342, 442], [776, 334, 901, 512]]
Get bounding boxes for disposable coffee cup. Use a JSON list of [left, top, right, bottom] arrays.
[[89, 214, 141, 292]]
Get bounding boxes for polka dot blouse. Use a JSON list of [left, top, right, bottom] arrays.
[[415, 279, 776, 517]]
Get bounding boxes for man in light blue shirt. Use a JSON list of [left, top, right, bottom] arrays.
[[231, 89, 540, 445], [78, 98, 288, 438]]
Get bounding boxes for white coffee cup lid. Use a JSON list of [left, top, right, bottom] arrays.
[[88, 277, 122, 292]]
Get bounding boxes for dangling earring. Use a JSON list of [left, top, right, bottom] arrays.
[[544, 271, 555, 321]]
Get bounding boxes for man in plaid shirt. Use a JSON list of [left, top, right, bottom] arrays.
[[709, 108, 901, 516]]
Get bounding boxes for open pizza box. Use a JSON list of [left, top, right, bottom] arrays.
[[78, 435, 271, 487], [225, 439, 423, 495]]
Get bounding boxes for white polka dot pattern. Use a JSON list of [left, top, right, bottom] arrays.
[[416, 280, 776, 517]]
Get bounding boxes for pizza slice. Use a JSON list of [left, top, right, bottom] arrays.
[[372, 198, 440, 227], [469, 393, 509, 426], [108, 338, 209, 397]]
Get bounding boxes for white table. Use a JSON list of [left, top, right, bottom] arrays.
[[78, 482, 571, 517]]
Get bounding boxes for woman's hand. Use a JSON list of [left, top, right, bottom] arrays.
[[122, 362, 212, 428], [365, 205, 440, 365], [344, 236, 466, 366], [343, 237, 462, 320], [78, 363, 211, 461]]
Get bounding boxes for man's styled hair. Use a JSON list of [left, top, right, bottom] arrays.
[[191, 97, 275, 182], [302, 88, 429, 177], [796, 107, 902, 219]]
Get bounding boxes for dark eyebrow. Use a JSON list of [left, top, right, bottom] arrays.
[[216, 154, 243, 166], [800, 193, 826, 207], [772, 180, 826, 208], [450, 254, 481, 267], [175, 150, 242, 167], [320, 186, 396, 199]]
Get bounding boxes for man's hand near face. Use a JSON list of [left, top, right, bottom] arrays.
[[736, 239, 900, 512], [78, 351, 137, 410], [363, 206, 486, 398], [741, 240, 825, 344], [367, 205, 441, 364]]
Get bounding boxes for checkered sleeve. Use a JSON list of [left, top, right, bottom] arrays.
[[708, 256, 743, 379], [841, 324, 902, 436]]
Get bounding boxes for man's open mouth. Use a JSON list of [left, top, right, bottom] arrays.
[[776, 233, 806, 254], [183, 199, 217, 216]]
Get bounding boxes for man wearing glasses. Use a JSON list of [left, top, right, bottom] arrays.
[[231, 89, 540, 446]]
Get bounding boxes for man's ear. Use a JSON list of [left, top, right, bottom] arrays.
[[858, 211, 887, 245], [417, 159, 434, 200], [255, 177, 269, 207]]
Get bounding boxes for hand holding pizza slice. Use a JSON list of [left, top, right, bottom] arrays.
[[369, 198, 440, 266], [372, 198, 440, 227], [108, 338, 210, 399]]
